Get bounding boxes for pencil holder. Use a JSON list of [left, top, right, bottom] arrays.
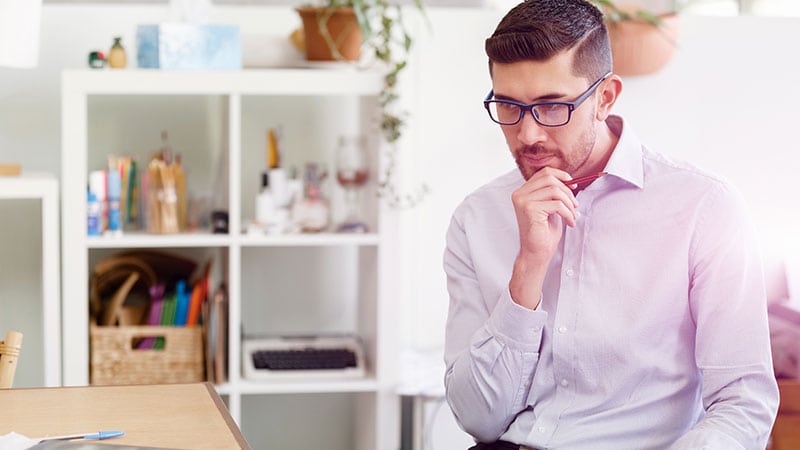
[[0, 330, 23, 388]]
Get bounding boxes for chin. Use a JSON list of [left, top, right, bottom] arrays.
[[515, 159, 558, 181], [516, 163, 536, 181]]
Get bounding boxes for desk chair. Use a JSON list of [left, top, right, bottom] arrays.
[[769, 379, 800, 449], [0, 330, 23, 388]]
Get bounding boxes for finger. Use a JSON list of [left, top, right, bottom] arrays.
[[544, 199, 577, 228], [527, 199, 576, 229], [513, 184, 577, 217], [522, 170, 578, 207], [516, 189, 577, 228]]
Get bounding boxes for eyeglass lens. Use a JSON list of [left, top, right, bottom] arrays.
[[487, 102, 570, 126]]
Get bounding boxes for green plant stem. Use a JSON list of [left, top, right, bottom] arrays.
[[307, 0, 429, 208]]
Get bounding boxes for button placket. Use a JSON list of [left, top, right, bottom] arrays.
[[549, 194, 594, 420]]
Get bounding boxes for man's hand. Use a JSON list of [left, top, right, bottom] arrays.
[[509, 167, 578, 309]]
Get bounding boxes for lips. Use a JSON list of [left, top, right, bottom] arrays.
[[520, 151, 557, 167]]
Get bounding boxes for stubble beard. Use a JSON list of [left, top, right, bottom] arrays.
[[514, 125, 597, 181]]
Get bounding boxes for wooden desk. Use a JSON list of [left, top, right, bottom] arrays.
[[0, 383, 250, 449]]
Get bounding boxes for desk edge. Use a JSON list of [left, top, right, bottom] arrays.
[[204, 382, 252, 450]]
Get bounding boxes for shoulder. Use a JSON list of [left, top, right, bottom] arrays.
[[642, 146, 738, 197], [641, 147, 750, 223]]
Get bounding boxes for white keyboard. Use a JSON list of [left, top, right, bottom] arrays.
[[242, 335, 366, 380]]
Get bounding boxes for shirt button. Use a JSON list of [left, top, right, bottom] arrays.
[[560, 379, 569, 387], [558, 325, 567, 334], [565, 268, 575, 277]]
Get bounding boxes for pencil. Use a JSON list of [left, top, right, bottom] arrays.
[[37, 430, 125, 442], [564, 172, 607, 186]]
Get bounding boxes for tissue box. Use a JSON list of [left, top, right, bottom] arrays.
[[137, 23, 241, 70]]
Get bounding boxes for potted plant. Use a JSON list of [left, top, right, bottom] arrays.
[[590, 0, 680, 76], [295, 0, 429, 208]]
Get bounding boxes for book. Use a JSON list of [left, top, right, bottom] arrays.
[[202, 299, 214, 383], [174, 280, 189, 326], [127, 159, 138, 224], [212, 283, 228, 383], [203, 282, 228, 383], [187, 259, 212, 326], [136, 283, 165, 350], [186, 282, 204, 327], [154, 291, 176, 350]]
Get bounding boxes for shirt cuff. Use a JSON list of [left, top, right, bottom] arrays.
[[487, 288, 547, 352]]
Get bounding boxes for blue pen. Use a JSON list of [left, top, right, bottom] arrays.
[[37, 430, 125, 442]]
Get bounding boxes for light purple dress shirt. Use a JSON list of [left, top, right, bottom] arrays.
[[443, 116, 779, 449]]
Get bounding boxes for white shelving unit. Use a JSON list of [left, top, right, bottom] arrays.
[[61, 69, 401, 450], [0, 173, 61, 387]]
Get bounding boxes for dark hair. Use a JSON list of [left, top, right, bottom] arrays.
[[486, 0, 611, 81]]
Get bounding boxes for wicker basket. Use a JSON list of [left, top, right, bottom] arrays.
[[90, 324, 205, 385]]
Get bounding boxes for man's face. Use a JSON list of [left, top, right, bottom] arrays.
[[491, 51, 600, 180]]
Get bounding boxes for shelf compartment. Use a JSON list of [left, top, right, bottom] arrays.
[[239, 94, 382, 234], [239, 246, 379, 381], [239, 392, 377, 450], [239, 246, 375, 334]]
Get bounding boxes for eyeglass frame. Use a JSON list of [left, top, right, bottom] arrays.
[[483, 71, 613, 127]]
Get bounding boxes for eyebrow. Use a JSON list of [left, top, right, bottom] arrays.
[[492, 91, 568, 103]]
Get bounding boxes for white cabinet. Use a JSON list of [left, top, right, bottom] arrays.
[[61, 69, 400, 450]]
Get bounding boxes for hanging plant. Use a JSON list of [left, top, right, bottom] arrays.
[[296, 0, 430, 208]]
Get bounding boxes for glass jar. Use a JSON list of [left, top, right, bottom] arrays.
[[108, 37, 127, 69]]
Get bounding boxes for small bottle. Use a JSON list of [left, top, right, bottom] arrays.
[[89, 170, 107, 233], [106, 169, 122, 236], [255, 170, 277, 229], [292, 163, 330, 233], [267, 127, 281, 170], [108, 37, 127, 69], [87, 191, 101, 236]]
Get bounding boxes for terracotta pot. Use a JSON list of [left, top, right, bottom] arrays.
[[296, 7, 362, 61], [607, 12, 679, 77]]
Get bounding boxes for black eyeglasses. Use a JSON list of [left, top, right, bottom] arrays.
[[484, 72, 612, 127]]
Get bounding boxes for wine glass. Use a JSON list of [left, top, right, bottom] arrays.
[[335, 135, 369, 233]]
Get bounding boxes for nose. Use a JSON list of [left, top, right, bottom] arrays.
[[516, 109, 549, 146]]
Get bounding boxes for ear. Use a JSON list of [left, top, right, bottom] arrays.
[[595, 74, 623, 122]]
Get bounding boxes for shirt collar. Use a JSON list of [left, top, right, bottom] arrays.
[[602, 115, 644, 190]]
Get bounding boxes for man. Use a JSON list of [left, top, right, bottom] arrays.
[[442, 1, 779, 449]]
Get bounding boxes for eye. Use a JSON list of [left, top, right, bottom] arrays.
[[538, 103, 563, 114], [495, 102, 518, 113], [535, 103, 567, 119]]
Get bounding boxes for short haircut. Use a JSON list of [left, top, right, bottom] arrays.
[[485, 0, 612, 81]]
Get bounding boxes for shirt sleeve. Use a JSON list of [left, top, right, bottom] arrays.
[[442, 209, 548, 442], [671, 182, 779, 449]]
